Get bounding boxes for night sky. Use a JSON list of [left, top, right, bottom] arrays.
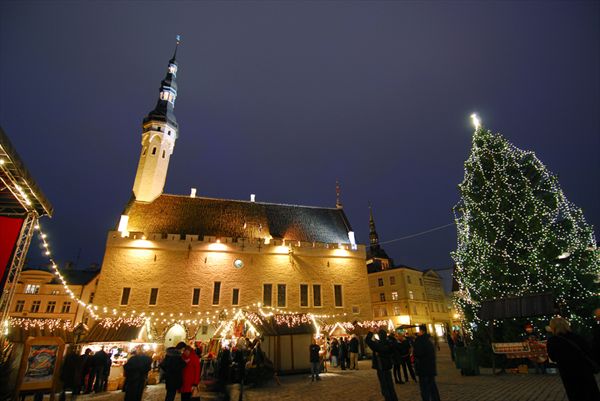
[[1, 2, 598, 286]]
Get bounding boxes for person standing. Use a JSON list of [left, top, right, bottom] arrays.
[[413, 325, 440, 401], [546, 317, 600, 401], [180, 346, 201, 401], [330, 339, 339, 368], [366, 328, 398, 401], [398, 333, 417, 383], [123, 348, 152, 401], [349, 334, 359, 370], [445, 331, 455, 362], [389, 334, 404, 384], [59, 346, 82, 401], [160, 344, 186, 401], [309, 338, 321, 381], [339, 337, 347, 370], [80, 348, 93, 394], [91, 346, 109, 393]]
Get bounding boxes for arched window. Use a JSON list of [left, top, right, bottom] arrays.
[[162, 150, 166, 158], [152, 147, 157, 155]]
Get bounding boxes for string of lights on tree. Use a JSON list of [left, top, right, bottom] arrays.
[[452, 115, 599, 330]]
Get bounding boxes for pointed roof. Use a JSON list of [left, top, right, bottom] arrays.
[[144, 37, 180, 129]]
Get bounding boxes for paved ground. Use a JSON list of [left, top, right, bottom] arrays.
[[69, 347, 596, 401]]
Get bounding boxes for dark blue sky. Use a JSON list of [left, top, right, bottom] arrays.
[[1, 1, 598, 282]]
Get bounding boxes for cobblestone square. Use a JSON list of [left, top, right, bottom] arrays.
[[74, 347, 594, 401]]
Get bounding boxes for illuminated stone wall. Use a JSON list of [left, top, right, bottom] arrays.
[[93, 231, 373, 332]]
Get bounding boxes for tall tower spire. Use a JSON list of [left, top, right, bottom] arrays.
[[369, 203, 380, 247], [335, 180, 342, 209], [132, 36, 181, 203]]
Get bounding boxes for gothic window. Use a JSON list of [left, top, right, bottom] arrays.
[[152, 147, 157, 155], [313, 284, 322, 307], [232, 288, 240, 306], [149, 288, 159, 305], [192, 288, 201, 305], [120, 287, 131, 305], [334, 285, 343, 307], [300, 284, 308, 307], [263, 284, 272, 307], [212, 282, 221, 305], [277, 284, 286, 307], [162, 150, 166, 158]]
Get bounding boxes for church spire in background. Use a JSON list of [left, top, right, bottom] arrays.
[[369, 203, 380, 247], [336, 180, 342, 209]]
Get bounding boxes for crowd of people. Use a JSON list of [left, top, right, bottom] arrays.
[[56, 312, 599, 401], [59, 345, 114, 401]]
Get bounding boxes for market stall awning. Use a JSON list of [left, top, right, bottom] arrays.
[[7, 319, 75, 343], [84, 319, 145, 343]]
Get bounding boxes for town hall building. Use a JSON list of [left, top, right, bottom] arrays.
[[91, 41, 373, 344]]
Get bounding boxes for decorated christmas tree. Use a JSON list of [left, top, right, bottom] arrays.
[[452, 116, 599, 330]]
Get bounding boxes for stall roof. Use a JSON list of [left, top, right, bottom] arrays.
[[84, 320, 145, 343], [8, 322, 74, 343], [0, 126, 53, 217], [244, 312, 315, 336]]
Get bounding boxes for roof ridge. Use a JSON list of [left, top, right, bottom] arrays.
[[160, 193, 341, 210]]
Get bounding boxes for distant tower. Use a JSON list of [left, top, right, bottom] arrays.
[[132, 37, 181, 203], [366, 204, 393, 272], [335, 180, 342, 209], [368, 204, 379, 248]]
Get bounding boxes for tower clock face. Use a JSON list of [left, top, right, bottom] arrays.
[[233, 259, 244, 269]]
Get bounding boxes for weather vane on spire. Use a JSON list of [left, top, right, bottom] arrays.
[[470, 113, 481, 130]]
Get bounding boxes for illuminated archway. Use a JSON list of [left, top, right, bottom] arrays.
[[164, 323, 186, 348]]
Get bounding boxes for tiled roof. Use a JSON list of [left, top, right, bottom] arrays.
[[21, 266, 100, 286], [122, 194, 354, 244]]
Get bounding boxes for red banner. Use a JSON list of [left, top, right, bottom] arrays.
[[0, 216, 24, 293]]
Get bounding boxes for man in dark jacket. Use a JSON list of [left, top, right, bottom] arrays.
[[339, 337, 347, 370], [160, 344, 186, 401], [80, 348, 93, 394], [349, 335, 359, 370], [60, 346, 82, 401], [90, 346, 109, 393], [309, 338, 321, 381], [365, 328, 398, 401], [413, 325, 440, 401], [124, 348, 152, 401], [398, 333, 417, 383]]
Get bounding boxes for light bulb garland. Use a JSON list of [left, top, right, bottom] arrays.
[[452, 123, 599, 331]]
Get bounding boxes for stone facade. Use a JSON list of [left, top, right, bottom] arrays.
[[93, 232, 373, 339], [9, 268, 99, 326], [368, 266, 452, 336]]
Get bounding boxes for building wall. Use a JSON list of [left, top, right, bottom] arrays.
[[368, 267, 452, 333], [93, 232, 373, 333], [9, 270, 98, 325]]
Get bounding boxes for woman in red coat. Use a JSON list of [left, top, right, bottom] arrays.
[[180, 346, 201, 401]]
